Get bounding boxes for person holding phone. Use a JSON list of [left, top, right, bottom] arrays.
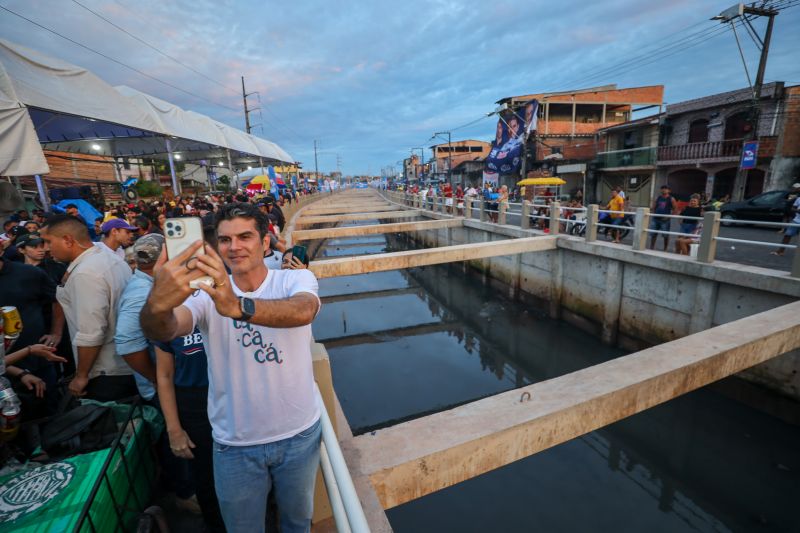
[[141, 202, 321, 533]]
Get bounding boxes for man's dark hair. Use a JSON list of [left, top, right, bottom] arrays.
[[214, 202, 269, 239], [135, 215, 151, 230], [95, 216, 104, 223], [65, 203, 78, 210], [42, 214, 90, 240]]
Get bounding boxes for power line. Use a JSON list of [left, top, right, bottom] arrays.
[[70, 0, 239, 94], [0, 4, 241, 112]]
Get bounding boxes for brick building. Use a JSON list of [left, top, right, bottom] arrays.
[[428, 139, 491, 184], [656, 82, 800, 201], [496, 84, 664, 196]]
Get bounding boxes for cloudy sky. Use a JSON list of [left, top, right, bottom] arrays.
[[1, 0, 799, 175]]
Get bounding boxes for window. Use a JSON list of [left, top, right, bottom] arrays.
[[750, 190, 783, 205], [724, 111, 750, 140], [688, 119, 709, 143]]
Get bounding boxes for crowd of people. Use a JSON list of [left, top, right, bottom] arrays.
[[1, 187, 320, 533]]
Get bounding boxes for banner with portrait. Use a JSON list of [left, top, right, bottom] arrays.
[[485, 99, 538, 176]]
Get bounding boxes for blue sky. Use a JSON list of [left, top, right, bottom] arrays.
[[1, 0, 799, 175]]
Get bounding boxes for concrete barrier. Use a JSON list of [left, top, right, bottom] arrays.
[[296, 210, 422, 226], [349, 299, 800, 509], [309, 236, 557, 278], [293, 218, 463, 242]]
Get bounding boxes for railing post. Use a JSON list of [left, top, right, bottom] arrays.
[[465, 197, 472, 219], [549, 201, 560, 235], [697, 211, 720, 263], [440, 197, 447, 214], [499, 202, 507, 225], [585, 204, 599, 242], [521, 200, 531, 229], [480, 198, 487, 222], [791, 243, 800, 278], [632, 207, 650, 251]]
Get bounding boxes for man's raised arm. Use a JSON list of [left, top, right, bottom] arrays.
[[141, 241, 208, 341]]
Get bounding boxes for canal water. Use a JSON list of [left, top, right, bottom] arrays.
[[311, 225, 800, 533]]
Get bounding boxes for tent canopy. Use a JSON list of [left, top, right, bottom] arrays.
[[0, 38, 294, 176]]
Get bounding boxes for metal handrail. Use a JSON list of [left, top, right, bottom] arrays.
[[647, 213, 703, 220], [596, 209, 637, 216], [715, 236, 798, 249], [318, 393, 370, 533], [721, 219, 800, 228]]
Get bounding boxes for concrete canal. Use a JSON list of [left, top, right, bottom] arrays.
[[311, 222, 800, 533]]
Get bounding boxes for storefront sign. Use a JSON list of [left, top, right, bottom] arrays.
[[740, 141, 758, 170]]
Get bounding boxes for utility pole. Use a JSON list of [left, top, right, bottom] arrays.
[[714, 3, 778, 200], [314, 140, 320, 185], [241, 76, 252, 134]]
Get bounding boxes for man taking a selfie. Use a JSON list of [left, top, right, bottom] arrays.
[[141, 203, 321, 533]]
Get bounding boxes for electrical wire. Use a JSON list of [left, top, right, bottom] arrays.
[[70, 0, 239, 94], [0, 4, 241, 112]]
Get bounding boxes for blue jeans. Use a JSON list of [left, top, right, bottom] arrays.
[[213, 418, 322, 533]]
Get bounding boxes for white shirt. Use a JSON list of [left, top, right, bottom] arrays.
[[263, 250, 283, 270], [182, 269, 321, 445], [793, 197, 800, 224], [57, 245, 133, 378], [93, 240, 126, 259]]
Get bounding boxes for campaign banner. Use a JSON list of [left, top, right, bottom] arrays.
[[740, 141, 758, 170], [485, 100, 537, 176], [482, 171, 499, 187]]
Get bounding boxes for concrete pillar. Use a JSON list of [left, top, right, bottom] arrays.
[[601, 260, 623, 345], [499, 203, 507, 225], [480, 199, 487, 222], [511, 252, 522, 300], [585, 204, 599, 242], [697, 211, 720, 263], [793, 246, 800, 279], [549, 249, 563, 320], [688, 279, 718, 334], [549, 201, 560, 235], [521, 201, 531, 230], [632, 207, 650, 251]]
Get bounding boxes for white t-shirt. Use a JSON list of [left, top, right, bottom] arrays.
[[263, 250, 283, 270], [182, 269, 321, 446], [792, 197, 800, 224], [93, 240, 126, 259]]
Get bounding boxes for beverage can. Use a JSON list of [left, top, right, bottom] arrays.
[[1, 306, 22, 336]]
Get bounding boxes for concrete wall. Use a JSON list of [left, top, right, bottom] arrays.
[[408, 220, 800, 400]]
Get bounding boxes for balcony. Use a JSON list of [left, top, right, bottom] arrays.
[[596, 146, 656, 169], [657, 139, 742, 164]]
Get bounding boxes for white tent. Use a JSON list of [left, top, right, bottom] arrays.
[[0, 38, 294, 188]]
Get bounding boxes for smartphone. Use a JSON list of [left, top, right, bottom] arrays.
[[164, 217, 214, 289], [291, 244, 308, 265]]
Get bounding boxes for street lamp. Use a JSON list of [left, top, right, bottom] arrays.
[[431, 131, 452, 186]]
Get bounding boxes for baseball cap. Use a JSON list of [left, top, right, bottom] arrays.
[[16, 232, 44, 248], [133, 234, 165, 264], [101, 218, 138, 233]]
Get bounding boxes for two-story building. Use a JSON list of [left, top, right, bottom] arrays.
[[656, 82, 800, 201], [495, 84, 664, 197], [594, 115, 661, 207], [428, 140, 491, 184]]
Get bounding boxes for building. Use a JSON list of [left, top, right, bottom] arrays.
[[496, 84, 664, 197], [428, 140, 491, 184], [451, 159, 485, 188], [656, 82, 800, 201], [595, 115, 661, 207]]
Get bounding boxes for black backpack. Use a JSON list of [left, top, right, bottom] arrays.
[[41, 404, 118, 457]]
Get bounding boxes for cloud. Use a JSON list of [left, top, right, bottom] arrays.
[[1, 0, 799, 173]]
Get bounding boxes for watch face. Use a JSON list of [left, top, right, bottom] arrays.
[[242, 297, 256, 316]]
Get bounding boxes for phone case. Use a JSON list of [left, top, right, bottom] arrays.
[[164, 217, 214, 288]]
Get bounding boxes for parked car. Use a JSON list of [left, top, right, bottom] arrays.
[[719, 189, 791, 225]]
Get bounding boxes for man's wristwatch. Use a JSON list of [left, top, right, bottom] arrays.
[[238, 297, 256, 322]]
